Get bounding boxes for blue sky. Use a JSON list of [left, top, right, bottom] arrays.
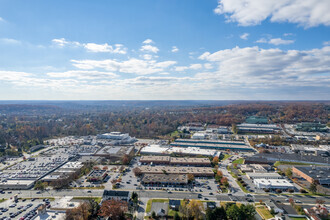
[[0, 0, 329, 100]]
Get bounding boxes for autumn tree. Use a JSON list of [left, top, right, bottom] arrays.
[[285, 168, 292, 178], [221, 177, 229, 187], [122, 154, 130, 165], [212, 156, 219, 166], [65, 202, 91, 220], [188, 200, 204, 220], [187, 174, 195, 183], [98, 199, 128, 220], [309, 179, 318, 194]]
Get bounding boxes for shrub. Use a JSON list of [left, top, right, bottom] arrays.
[[299, 189, 307, 193], [264, 189, 270, 192]]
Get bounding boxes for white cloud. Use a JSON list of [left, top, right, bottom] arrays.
[[71, 58, 176, 75], [175, 63, 203, 72], [240, 33, 249, 40], [256, 38, 268, 43], [52, 38, 126, 54], [323, 41, 330, 46], [198, 46, 330, 87], [52, 38, 81, 47], [268, 38, 294, 45], [171, 46, 179, 52], [47, 70, 118, 79], [0, 38, 22, 45], [140, 44, 159, 53], [256, 37, 294, 45], [143, 39, 154, 44], [84, 43, 126, 54], [204, 63, 213, 69], [0, 17, 4, 22], [214, 0, 330, 27]]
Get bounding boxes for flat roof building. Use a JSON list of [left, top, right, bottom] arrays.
[[141, 174, 188, 186], [253, 179, 294, 190], [139, 156, 211, 166], [246, 172, 282, 180], [102, 190, 131, 202], [140, 145, 220, 157], [139, 166, 214, 177], [292, 166, 330, 186], [170, 139, 254, 152]]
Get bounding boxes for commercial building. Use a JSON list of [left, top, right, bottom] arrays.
[[141, 174, 188, 186], [295, 122, 328, 132], [140, 145, 220, 157], [94, 145, 134, 161], [102, 190, 131, 202], [246, 172, 282, 180], [97, 132, 137, 144], [245, 153, 330, 165], [253, 179, 294, 190], [192, 132, 206, 140], [0, 180, 35, 190], [290, 144, 329, 156], [170, 139, 254, 152], [239, 164, 268, 173], [140, 156, 171, 165], [245, 116, 268, 124], [292, 166, 330, 186], [139, 166, 214, 177], [139, 156, 211, 166], [237, 123, 281, 134], [87, 170, 108, 183], [61, 162, 84, 171]]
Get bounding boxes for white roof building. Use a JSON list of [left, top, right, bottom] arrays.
[[253, 179, 294, 189]]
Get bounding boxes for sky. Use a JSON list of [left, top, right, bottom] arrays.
[[0, 0, 329, 100]]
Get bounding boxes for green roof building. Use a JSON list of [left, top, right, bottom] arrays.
[[295, 122, 328, 132], [245, 116, 268, 124]]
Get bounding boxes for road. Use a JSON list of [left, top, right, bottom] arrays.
[[1, 189, 329, 205]]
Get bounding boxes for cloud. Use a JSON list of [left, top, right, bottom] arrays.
[[140, 44, 159, 53], [323, 41, 330, 46], [47, 70, 118, 79], [198, 46, 330, 87], [256, 37, 294, 45], [84, 43, 126, 54], [143, 39, 154, 44], [52, 38, 126, 54], [240, 33, 249, 40], [71, 58, 176, 75], [0, 38, 22, 45], [214, 0, 330, 27], [52, 38, 80, 47], [175, 63, 203, 72], [0, 17, 4, 22], [171, 46, 179, 52]]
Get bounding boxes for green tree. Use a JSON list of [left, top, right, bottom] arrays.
[[285, 168, 292, 178], [226, 204, 241, 220], [206, 207, 227, 220], [309, 179, 317, 194], [174, 212, 181, 220]]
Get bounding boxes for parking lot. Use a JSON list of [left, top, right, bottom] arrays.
[[0, 197, 50, 220]]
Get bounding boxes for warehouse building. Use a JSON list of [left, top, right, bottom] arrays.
[[170, 139, 254, 152], [94, 146, 134, 161], [141, 174, 188, 186], [139, 156, 211, 166], [140, 145, 220, 157], [253, 179, 294, 190], [246, 172, 282, 180], [139, 166, 214, 177], [237, 123, 281, 134], [292, 166, 330, 186]]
